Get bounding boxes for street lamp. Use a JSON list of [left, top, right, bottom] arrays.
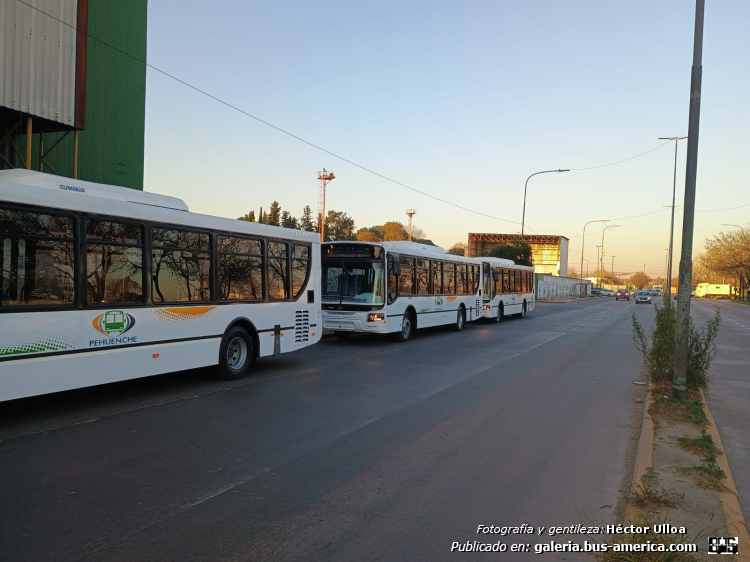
[[611, 255, 616, 287], [659, 136, 687, 301], [721, 224, 743, 229], [600, 225, 623, 287], [521, 169, 569, 241], [579, 219, 608, 297]]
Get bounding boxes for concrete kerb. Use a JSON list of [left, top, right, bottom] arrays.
[[700, 389, 750, 557], [624, 387, 656, 523], [625, 383, 750, 560]]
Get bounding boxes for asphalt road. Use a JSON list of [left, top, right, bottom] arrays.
[[693, 299, 750, 525], [1, 297, 655, 561]]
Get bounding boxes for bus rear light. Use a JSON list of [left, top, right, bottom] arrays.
[[482, 305, 490, 310], [367, 313, 384, 322]]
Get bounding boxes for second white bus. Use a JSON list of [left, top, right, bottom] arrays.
[[479, 257, 535, 321], [321, 241, 487, 341]]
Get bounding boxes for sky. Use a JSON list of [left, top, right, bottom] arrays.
[[143, 0, 749, 279]]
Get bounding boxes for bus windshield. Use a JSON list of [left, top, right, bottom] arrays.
[[323, 260, 385, 305]]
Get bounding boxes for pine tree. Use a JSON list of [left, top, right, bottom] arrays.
[[281, 211, 298, 229], [237, 211, 255, 222], [299, 206, 316, 232], [267, 202, 282, 226]]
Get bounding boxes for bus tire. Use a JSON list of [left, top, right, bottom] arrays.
[[494, 303, 504, 323], [334, 331, 352, 340], [394, 310, 415, 342], [517, 301, 527, 319], [218, 326, 253, 380], [453, 305, 466, 331]]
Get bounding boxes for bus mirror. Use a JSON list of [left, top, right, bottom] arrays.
[[393, 261, 401, 277]]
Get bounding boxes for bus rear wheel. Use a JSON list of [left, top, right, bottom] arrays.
[[453, 306, 466, 331], [517, 302, 527, 319], [218, 326, 254, 380]]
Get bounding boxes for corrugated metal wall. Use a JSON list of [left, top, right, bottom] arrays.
[[19, 0, 147, 190], [0, 0, 78, 127]]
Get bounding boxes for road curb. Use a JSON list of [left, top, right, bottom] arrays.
[[624, 384, 655, 523], [700, 389, 750, 560]]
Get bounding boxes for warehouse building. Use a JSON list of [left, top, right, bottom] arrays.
[[0, 0, 147, 190], [467, 233, 569, 276]]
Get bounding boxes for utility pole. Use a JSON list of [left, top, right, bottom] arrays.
[[317, 169, 335, 243], [406, 209, 417, 241], [659, 136, 688, 300], [579, 219, 608, 297], [600, 225, 622, 288], [674, 0, 705, 402], [595, 245, 602, 286], [611, 256, 616, 287]]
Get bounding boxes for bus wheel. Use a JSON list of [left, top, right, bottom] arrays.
[[494, 303, 504, 323], [394, 311, 414, 342], [219, 327, 253, 380], [334, 331, 352, 340], [453, 306, 466, 331], [518, 302, 527, 319]]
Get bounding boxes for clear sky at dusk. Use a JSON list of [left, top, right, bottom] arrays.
[[143, 0, 749, 278]]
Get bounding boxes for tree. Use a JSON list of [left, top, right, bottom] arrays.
[[237, 211, 255, 222], [281, 211, 298, 229], [480, 239, 533, 267], [356, 228, 383, 242], [629, 273, 650, 289], [567, 267, 580, 279], [324, 210, 356, 241], [380, 221, 408, 241], [299, 206, 316, 232], [701, 226, 750, 297], [448, 242, 467, 256], [267, 202, 282, 227]]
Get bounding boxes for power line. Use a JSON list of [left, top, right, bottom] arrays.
[[15, 0, 540, 231], [569, 141, 673, 171], [696, 202, 750, 212]]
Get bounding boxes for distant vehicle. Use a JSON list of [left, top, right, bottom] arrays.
[[591, 287, 603, 296], [651, 289, 662, 296], [695, 283, 731, 299], [604, 289, 616, 297], [615, 289, 630, 301], [652, 284, 663, 293], [635, 291, 652, 304]]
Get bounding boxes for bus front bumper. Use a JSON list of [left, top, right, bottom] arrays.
[[322, 311, 389, 334]]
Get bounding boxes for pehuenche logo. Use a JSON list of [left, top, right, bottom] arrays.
[[435, 297, 443, 307], [93, 310, 136, 336]]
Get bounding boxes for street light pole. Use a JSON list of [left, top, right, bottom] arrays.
[[521, 169, 569, 241], [600, 225, 623, 288], [595, 245, 601, 286], [611, 255, 616, 287], [579, 219, 608, 297], [674, 0, 706, 402], [659, 135, 687, 300]]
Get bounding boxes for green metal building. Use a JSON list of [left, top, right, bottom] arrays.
[[0, 0, 147, 190]]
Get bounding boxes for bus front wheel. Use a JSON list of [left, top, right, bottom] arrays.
[[394, 311, 414, 342], [494, 303, 504, 323], [218, 326, 253, 380]]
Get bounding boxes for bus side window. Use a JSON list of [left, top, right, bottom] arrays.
[[398, 256, 415, 295], [387, 256, 398, 303], [86, 219, 144, 304], [0, 206, 76, 307], [444, 263, 456, 294]]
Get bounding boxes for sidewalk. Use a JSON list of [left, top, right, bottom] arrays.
[[623, 381, 750, 561]]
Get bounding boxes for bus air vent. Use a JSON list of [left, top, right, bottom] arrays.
[[295, 309, 310, 344]]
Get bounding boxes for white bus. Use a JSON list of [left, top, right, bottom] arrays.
[[479, 257, 535, 321], [0, 170, 321, 401], [321, 241, 484, 341]]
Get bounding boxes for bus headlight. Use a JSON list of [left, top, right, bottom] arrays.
[[482, 305, 491, 310], [367, 313, 384, 322]]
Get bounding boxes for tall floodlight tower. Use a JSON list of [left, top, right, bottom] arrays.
[[406, 209, 417, 241], [317, 169, 335, 242]]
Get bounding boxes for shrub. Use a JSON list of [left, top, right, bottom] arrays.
[[631, 303, 720, 390]]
